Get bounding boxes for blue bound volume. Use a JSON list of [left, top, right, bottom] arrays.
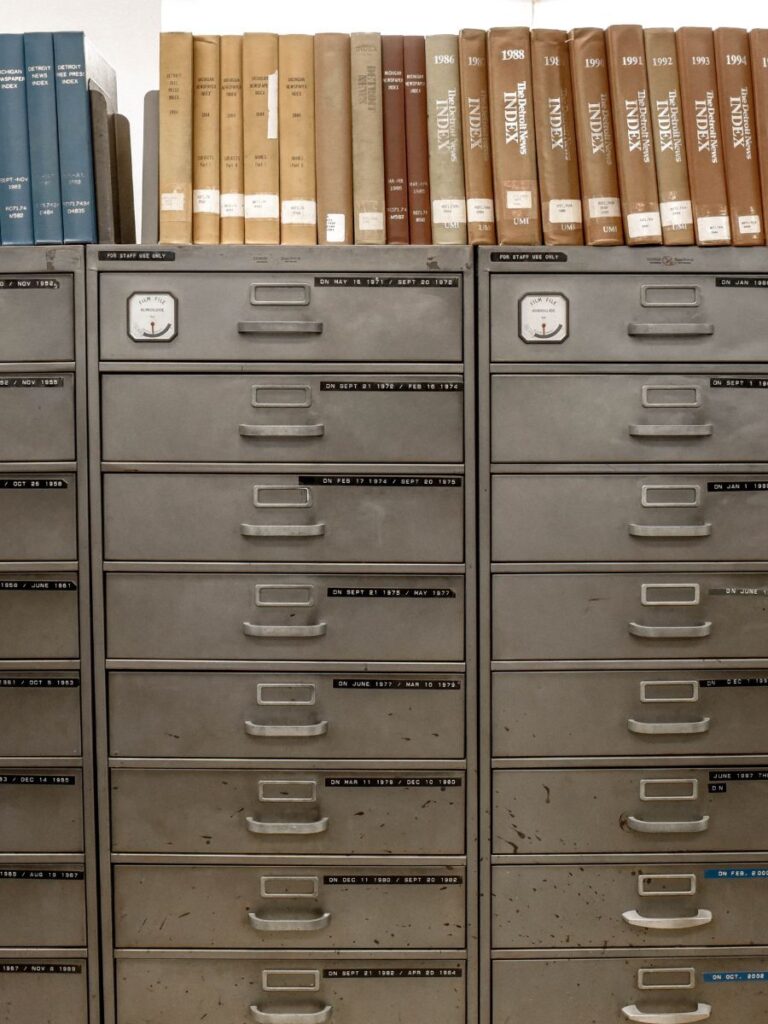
[[24, 33, 63, 243], [0, 34, 34, 245]]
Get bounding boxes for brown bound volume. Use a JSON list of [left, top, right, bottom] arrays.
[[714, 28, 764, 245], [676, 28, 731, 244], [192, 35, 220, 244], [279, 35, 317, 245], [159, 32, 193, 243], [568, 28, 623, 244], [403, 36, 431, 243], [531, 29, 583, 245], [749, 30, 768, 231], [382, 36, 409, 243], [487, 27, 540, 243], [458, 29, 496, 243], [243, 34, 279, 244], [605, 25, 662, 244], [351, 33, 386, 243], [315, 34, 353, 245], [425, 34, 467, 244], [220, 35, 244, 244], [644, 29, 694, 244]]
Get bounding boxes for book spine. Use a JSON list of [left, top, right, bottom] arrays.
[[676, 27, 731, 245], [279, 34, 316, 245], [0, 34, 33, 245], [53, 32, 97, 243], [487, 27, 540, 244], [24, 33, 62, 244], [158, 32, 193, 244], [351, 33, 386, 243], [425, 35, 467, 244], [242, 33, 279, 244], [382, 36, 409, 243], [568, 28, 623, 245], [750, 30, 768, 235], [403, 36, 431, 243], [531, 29, 583, 245], [605, 24, 662, 244], [458, 29, 496, 243], [220, 35, 244, 243], [192, 35, 220, 244], [714, 27, 764, 245], [315, 33, 353, 244], [644, 28, 694, 244]]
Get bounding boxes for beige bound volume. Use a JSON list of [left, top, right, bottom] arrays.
[[458, 29, 496, 243], [425, 34, 467, 244], [243, 34, 279, 244], [351, 33, 386, 243], [279, 35, 317, 244], [192, 35, 220, 244], [315, 34, 354, 244], [159, 33, 193, 243], [220, 35, 244, 244]]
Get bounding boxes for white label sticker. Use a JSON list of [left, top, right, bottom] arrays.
[[267, 71, 278, 140], [738, 214, 761, 234], [627, 210, 662, 239], [432, 198, 467, 225], [660, 200, 693, 228], [588, 196, 621, 218], [192, 189, 220, 214], [549, 199, 582, 224], [245, 194, 279, 219], [506, 189, 532, 210], [324, 213, 346, 242], [466, 197, 494, 223], [160, 191, 185, 212], [698, 215, 731, 242], [220, 193, 244, 218], [358, 211, 385, 232], [282, 199, 317, 225]]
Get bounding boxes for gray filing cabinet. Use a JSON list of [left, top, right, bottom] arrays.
[[0, 248, 97, 1021], [88, 245, 476, 1024], [479, 247, 768, 1024]]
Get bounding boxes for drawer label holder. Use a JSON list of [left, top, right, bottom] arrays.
[[0, 774, 76, 785], [0, 580, 76, 591], [0, 479, 68, 489], [322, 967, 462, 978], [704, 971, 768, 983], [0, 277, 60, 289], [333, 678, 461, 690], [705, 868, 768, 879], [0, 677, 79, 688], [0, 869, 83, 880], [323, 874, 461, 885], [0, 963, 81, 974], [0, 376, 63, 388], [325, 776, 461, 787], [710, 377, 768, 388], [327, 587, 455, 599], [716, 276, 768, 288], [701, 677, 768, 688], [708, 481, 768, 492], [319, 381, 463, 392], [314, 275, 459, 287], [298, 475, 462, 487]]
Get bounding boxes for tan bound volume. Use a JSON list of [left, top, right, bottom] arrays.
[[242, 34, 279, 244], [458, 29, 496, 243], [425, 34, 467, 244], [351, 33, 386, 243], [714, 28, 764, 245], [279, 35, 316, 244], [192, 35, 220, 244], [605, 25, 662, 244], [644, 29, 694, 245], [315, 34, 353, 244], [220, 35, 244, 244], [531, 29, 583, 245], [159, 33, 193, 243], [749, 30, 768, 232], [487, 27, 540, 243], [676, 28, 731, 245], [568, 28, 623, 244]]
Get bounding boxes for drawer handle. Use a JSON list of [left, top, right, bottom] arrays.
[[240, 424, 325, 438], [629, 623, 712, 640], [251, 1006, 333, 1024], [627, 323, 714, 337], [622, 1004, 711, 1024], [238, 320, 324, 335], [628, 424, 713, 438], [241, 523, 326, 538], [246, 817, 330, 835], [626, 815, 710, 834], [622, 909, 712, 930], [628, 718, 711, 736], [245, 720, 329, 738], [243, 622, 327, 639], [248, 911, 332, 932], [628, 523, 712, 539]]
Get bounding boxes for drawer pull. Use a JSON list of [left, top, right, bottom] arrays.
[[251, 1006, 333, 1024], [628, 424, 713, 438], [629, 623, 712, 639], [240, 424, 325, 438], [241, 523, 326, 538], [626, 816, 710, 834], [627, 322, 714, 337], [238, 320, 324, 335], [622, 909, 712, 930], [246, 817, 330, 835], [248, 911, 332, 932], [622, 1004, 711, 1024], [243, 622, 327, 639], [245, 720, 329, 738], [628, 717, 711, 735], [628, 523, 712, 538]]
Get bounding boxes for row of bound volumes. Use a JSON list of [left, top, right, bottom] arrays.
[[159, 26, 768, 246], [0, 31, 134, 245]]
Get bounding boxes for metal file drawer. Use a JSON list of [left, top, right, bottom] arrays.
[[100, 374, 464, 464], [102, 472, 464, 564], [491, 373, 768, 464], [493, 956, 768, 1024], [0, 770, 83, 853], [0, 373, 75, 462], [0, 672, 81, 758], [113, 864, 466, 949], [0, 863, 86, 946], [105, 573, 464, 662], [492, 669, 768, 759], [494, 767, 768, 855], [0, 274, 74, 361], [493, 473, 768, 563], [0, 958, 87, 1024], [100, 271, 464, 362], [108, 671, 465, 759], [493, 571, 768, 661], [493, 862, 768, 949], [0, 573, 79, 659], [110, 769, 465, 855], [0, 473, 76, 561], [116, 957, 466, 1024], [490, 273, 768, 363]]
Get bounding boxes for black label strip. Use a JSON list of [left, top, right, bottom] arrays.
[[710, 377, 768, 388], [323, 968, 462, 979], [708, 481, 768, 492], [0, 870, 83, 881], [716, 276, 768, 288], [297, 475, 462, 487], [98, 250, 175, 261], [0, 774, 76, 785], [0, 963, 81, 974], [319, 381, 462, 392], [710, 770, 768, 782], [0, 479, 68, 489], [325, 776, 461, 788], [709, 587, 768, 597], [323, 874, 461, 885], [0, 278, 61, 290], [327, 587, 455, 599], [333, 678, 461, 691], [701, 678, 768, 688], [0, 376, 63, 388], [314, 275, 459, 287], [490, 250, 567, 262], [0, 581, 76, 591], [0, 677, 79, 688]]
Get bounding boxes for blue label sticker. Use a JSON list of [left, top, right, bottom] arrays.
[[705, 868, 768, 879], [704, 971, 768, 983]]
